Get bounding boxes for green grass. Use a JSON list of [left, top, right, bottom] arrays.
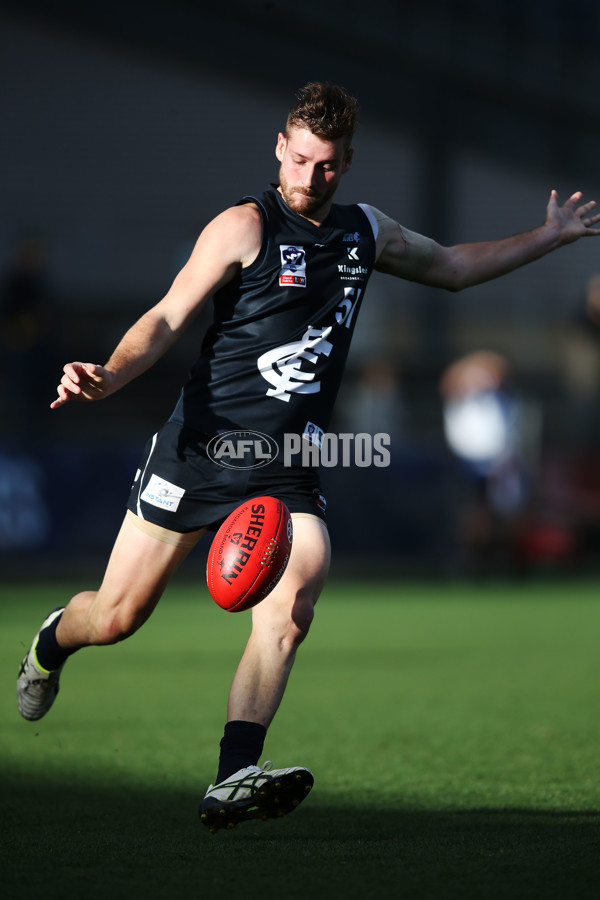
[[2, 578, 600, 899]]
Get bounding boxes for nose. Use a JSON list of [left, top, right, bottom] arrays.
[[300, 164, 318, 190]]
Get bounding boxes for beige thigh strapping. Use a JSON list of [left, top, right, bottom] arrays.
[[125, 509, 206, 548]]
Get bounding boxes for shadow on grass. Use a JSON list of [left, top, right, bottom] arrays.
[[1, 773, 599, 900]]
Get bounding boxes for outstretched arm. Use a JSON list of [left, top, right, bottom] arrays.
[[373, 191, 600, 291], [50, 204, 262, 409]]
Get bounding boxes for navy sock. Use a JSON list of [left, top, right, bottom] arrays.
[[35, 610, 75, 671], [216, 720, 267, 784]]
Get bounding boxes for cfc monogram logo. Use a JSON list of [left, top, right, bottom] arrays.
[[256, 288, 363, 402], [257, 326, 334, 403]]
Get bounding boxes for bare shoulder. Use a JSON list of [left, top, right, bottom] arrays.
[[216, 202, 262, 228], [199, 203, 263, 268]]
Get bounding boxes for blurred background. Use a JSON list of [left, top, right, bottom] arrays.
[[1, 0, 599, 579]]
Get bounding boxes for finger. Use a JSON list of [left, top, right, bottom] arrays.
[[78, 363, 100, 381], [80, 363, 104, 382], [576, 200, 597, 217], [71, 362, 105, 385], [581, 215, 600, 228], [60, 374, 82, 394], [565, 191, 584, 209], [50, 385, 70, 410], [79, 384, 104, 400], [63, 362, 82, 384]]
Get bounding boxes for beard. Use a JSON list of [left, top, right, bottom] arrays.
[[278, 168, 339, 221]]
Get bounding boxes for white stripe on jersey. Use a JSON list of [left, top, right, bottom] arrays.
[[136, 431, 158, 519], [357, 203, 380, 241]]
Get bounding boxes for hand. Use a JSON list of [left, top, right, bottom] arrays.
[[50, 362, 113, 409], [546, 190, 600, 245]]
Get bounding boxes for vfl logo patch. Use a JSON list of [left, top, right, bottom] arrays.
[[279, 245, 306, 287], [140, 473, 185, 512]]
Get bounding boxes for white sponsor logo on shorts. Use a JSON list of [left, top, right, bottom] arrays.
[[140, 473, 185, 512]]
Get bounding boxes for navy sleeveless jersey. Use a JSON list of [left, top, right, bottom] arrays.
[[169, 184, 377, 455]]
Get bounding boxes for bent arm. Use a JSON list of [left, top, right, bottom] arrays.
[[51, 204, 262, 409], [372, 190, 600, 292]]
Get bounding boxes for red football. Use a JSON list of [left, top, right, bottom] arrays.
[[207, 496, 293, 612]]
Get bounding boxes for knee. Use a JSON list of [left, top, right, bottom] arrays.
[[87, 605, 142, 645], [291, 590, 316, 642], [277, 590, 316, 652]]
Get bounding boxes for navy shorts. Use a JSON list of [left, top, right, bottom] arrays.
[[126, 421, 327, 532]]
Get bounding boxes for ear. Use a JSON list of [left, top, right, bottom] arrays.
[[275, 132, 287, 162], [341, 146, 354, 175]]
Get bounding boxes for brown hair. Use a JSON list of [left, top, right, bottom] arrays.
[[286, 82, 359, 146]]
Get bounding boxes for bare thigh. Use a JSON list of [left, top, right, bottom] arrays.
[[58, 512, 207, 646]]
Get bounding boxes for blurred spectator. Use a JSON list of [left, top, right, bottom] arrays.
[[440, 350, 538, 570], [0, 233, 57, 438]]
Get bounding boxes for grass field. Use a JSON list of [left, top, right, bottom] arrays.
[[2, 577, 600, 899]]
